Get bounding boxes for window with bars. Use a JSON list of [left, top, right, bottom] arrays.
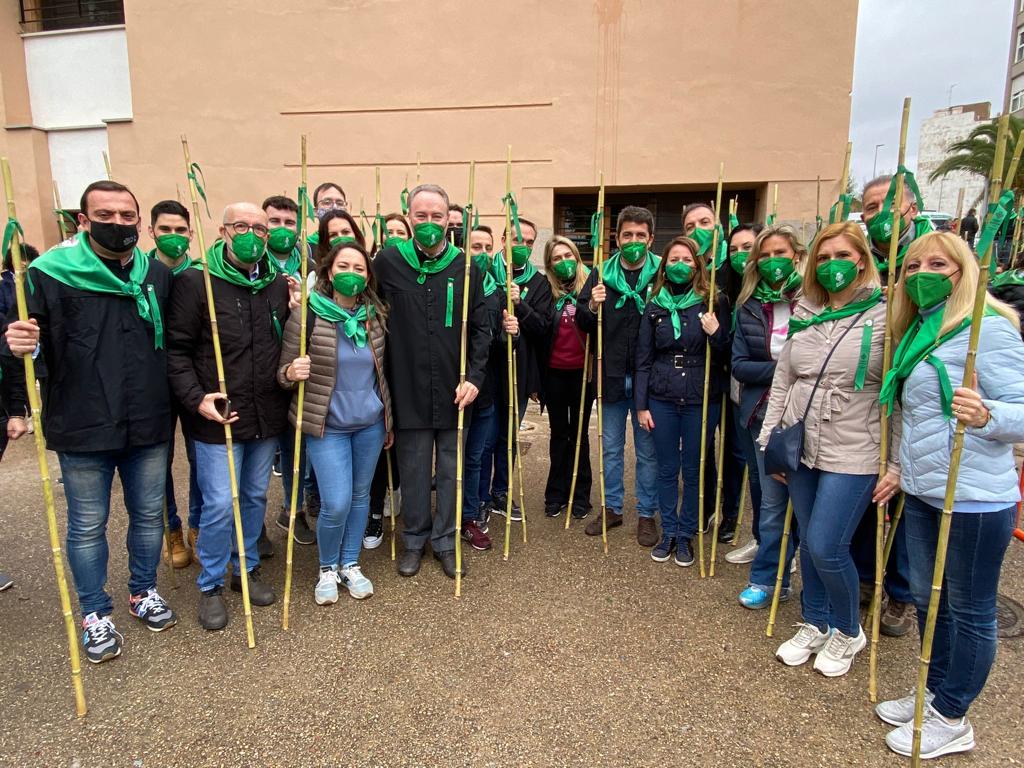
[[19, 0, 124, 33]]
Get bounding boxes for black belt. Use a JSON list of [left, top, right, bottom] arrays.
[[672, 354, 703, 369]]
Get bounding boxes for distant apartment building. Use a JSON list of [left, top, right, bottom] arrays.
[[916, 103, 991, 215]]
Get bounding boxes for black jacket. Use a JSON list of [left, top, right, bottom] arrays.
[[499, 268, 553, 406], [991, 282, 1024, 339], [166, 260, 291, 444], [961, 214, 979, 238], [731, 297, 785, 428], [0, 316, 27, 423], [372, 243, 490, 430], [577, 266, 649, 403], [26, 256, 173, 453], [634, 293, 730, 410]]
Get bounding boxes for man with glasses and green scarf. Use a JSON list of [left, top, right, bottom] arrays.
[[166, 202, 291, 630], [5, 179, 178, 664]]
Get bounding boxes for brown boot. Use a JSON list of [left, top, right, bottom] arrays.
[[636, 516, 658, 547], [879, 597, 914, 638], [187, 527, 199, 554], [585, 508, 623, 536], [163, 528, 191, 569]]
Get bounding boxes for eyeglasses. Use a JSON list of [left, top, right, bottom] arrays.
[[225, 221, 269, 237], [317, 198, 347, 210]]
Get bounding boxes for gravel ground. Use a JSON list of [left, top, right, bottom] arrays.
[[1, 405, 1022, 767]]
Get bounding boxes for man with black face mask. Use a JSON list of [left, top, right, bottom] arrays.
[[5, 180, 178, 665], [447, 204, 465, 248]]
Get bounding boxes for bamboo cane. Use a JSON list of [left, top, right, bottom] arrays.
[[882, 493, 906, 565], [594, 174, 608, 554], [455, 161, 476, 596], [910, 113, 1018, 766], [829, 143, 853, 225], [709, 392, 727, 576], [696, 162, 725, 578], [102, 151, 112, 181], [181, 136, 255, 648], [955, 188, 966, 234], [160, 499, 176, 585], [868, 97, 912, 703], [52, 181, 69, 242], [772, 184, 779, 221], [375, 167, 382, 250], [564, 338, 590, 531], [416, 152, 421, 184], [282, 136, 310, 631], [765, 501, 794, 638], [512, 351, 528, 545], [386, 449, 397, 561], [732, 466, 749, 547], [816, 175, 822, 224], [1, 157, 87, 717], [503, 146, 516, 561], [1010, 192, 1024, 269]]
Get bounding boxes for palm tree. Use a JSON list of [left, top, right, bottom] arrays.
[[929, 115, 1024, 191]]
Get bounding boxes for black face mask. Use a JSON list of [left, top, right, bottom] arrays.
[[88, 220, 139, 253], [447, 226, 464, 248]]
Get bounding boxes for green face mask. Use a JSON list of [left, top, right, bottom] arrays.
[[230, 231, 266, 264], [689, 227, 714, 256], [413, 222, 445, 248], [511, 244, 532, 267], [332, 271, 367, 297], [267, 226, 298, 254], [729, 250, 750, 275], [904, 271, 955, 309], [383, 236, 406, 249], [665, 261, 694, 285], [330, 235, 356, 248], [552, 259, 577, 280], [816, 259, 859, 294], [758, 257, 796, 285], [620, 241, 647, 264], [473, 251, 493, 273], [155, 233, 189, 260], [865, 209, 897, 245]]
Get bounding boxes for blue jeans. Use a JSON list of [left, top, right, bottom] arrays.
[[306, 421, 385, 568], [193, 438, 277, 592], [603, 377, 658, 517], [717, 401, 747, 526], [648, 398, 719, 540], [477, 406, 498, 506], [464, 404, 496, 522], [852, 497, 913, 604], [904, 495, 1015, 719], [786, 465, 875, 636], [491, 403, 523, 499], [58, 442, 169, 617], [165, 428, 202, 531], [747, 431, 796, 592], [278, 429, 307, 512]]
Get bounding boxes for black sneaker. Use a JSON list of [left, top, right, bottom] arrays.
[[276, 507, 316, 545], [544, 502, 564, 518], [363, 514, 384, 550], [490, 494, 522, 522], [651, 537, 675, 563], [272, 451, 282, 477], [128, 588, 177, 632], [478, 502, 491, 533], [81, 612, 123, 664], [198, 587, 228, 631], [674, 538, 695, 567], [571, 503, 591, 520], [257, 525, 274, 559], [717, 520, 737, 544], [230, 565, 276, 606]]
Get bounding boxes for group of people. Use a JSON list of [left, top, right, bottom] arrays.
[[1, 170, 1022, 761]]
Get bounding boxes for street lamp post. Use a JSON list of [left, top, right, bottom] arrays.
[[873, 143, 885, 178]]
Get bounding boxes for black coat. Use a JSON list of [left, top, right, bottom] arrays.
[[499, 268, 553, 406], [166, 262, 291, 444], [0, 316, 27, 424], [634, 293, 731, 410], [26, 258, 173, 453], [372, 244, 490, 430], [991, 282, 1024, 339], [731, 298, 782, 428]]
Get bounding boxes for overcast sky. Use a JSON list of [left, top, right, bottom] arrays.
[[850, 0, 1013, 190]]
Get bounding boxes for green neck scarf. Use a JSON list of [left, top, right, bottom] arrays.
[[198, 240, 278, 294], [274, 247, 303, 278], [879, 302, 974, 418], [991, 268, 1024, 288], [308, 291, 373, 348], [650, 286, 704, 339], [31, 235, 164, 349], [787, 288, 882, 338], [396, 239, 460, 284], [555, 289, 578, 312], [149, 248, 193, 276], [753, 271, 802, 304], [491, 254, 537, 289], [602, 252, 661, 312]]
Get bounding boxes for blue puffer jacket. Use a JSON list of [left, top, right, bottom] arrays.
[[899, 309, 1024, 506]]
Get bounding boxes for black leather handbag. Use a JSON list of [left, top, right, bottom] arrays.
[[763, 311, 868, 475]]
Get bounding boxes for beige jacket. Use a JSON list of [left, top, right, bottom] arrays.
[[758, 287, 900, 475], [276, 298, 393, 437]]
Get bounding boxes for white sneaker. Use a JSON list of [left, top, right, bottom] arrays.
[[314, 567, 340, 605], [725, 539, 758, 564], [876, 689, 935, 726], [885, 703, 975, 759], [776, 622, 830, 666], [812, 626, 866, 677], [339, 564, 373, 599]]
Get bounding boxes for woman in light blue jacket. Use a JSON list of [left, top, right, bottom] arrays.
[[876, 231, 1024, 761]]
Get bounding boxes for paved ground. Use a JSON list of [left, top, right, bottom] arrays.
[[1, 406, 1022, 767]]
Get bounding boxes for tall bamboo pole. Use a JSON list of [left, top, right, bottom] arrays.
[[52, 181, 69, 242], [503, 146, 517, 561], [868, 97, 912, 703], [1010, 192, 1024, 269], [564, 339, 590, 531], [955, 188, 966, 232], [102, 151, 112, 181], [1, 157, 87, 717], [696, 163, 725, 578], [732, 466, 749, 547], [709, 393, 727, 576], [512, 354, 529, 545], [376, 166, 398, 561], [594, 173, 608, 554], [910, 113, 1018, 765], [765, 501, 794, 638], [816, 175, 822, 225], [831, 142, 853, 224], [181, 136, 255, 648], [772, 183, 779, 221], [282, 136, 310, 631], [455, 161, 476, 597]]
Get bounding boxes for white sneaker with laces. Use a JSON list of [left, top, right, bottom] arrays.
[[876, 689, 935, 726], [885, 703, 975, 759], [812, 626, 866, 677], [339, 564, 373, 599], [314, 568, 341, 605], [725, 539, 758, 564], [776, 622, 830, 666]]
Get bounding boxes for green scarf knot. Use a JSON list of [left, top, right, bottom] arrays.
[[650, 286, 704, 339], [308, 290, 373, 348], [753, 271, 802, 304], [196, 240, 279, 294], [602, 252, 661, 312], [492, 253, 537, 289], [787, 288, 882, 338], [396, 239, 460, 284]]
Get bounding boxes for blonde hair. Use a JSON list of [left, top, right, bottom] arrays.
[[543, 236, 588, 299], [651, 236, 710, 298], [803, 221, 880, 306], [736, 225, 807, 306], [890, 231, 1019, 339]]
